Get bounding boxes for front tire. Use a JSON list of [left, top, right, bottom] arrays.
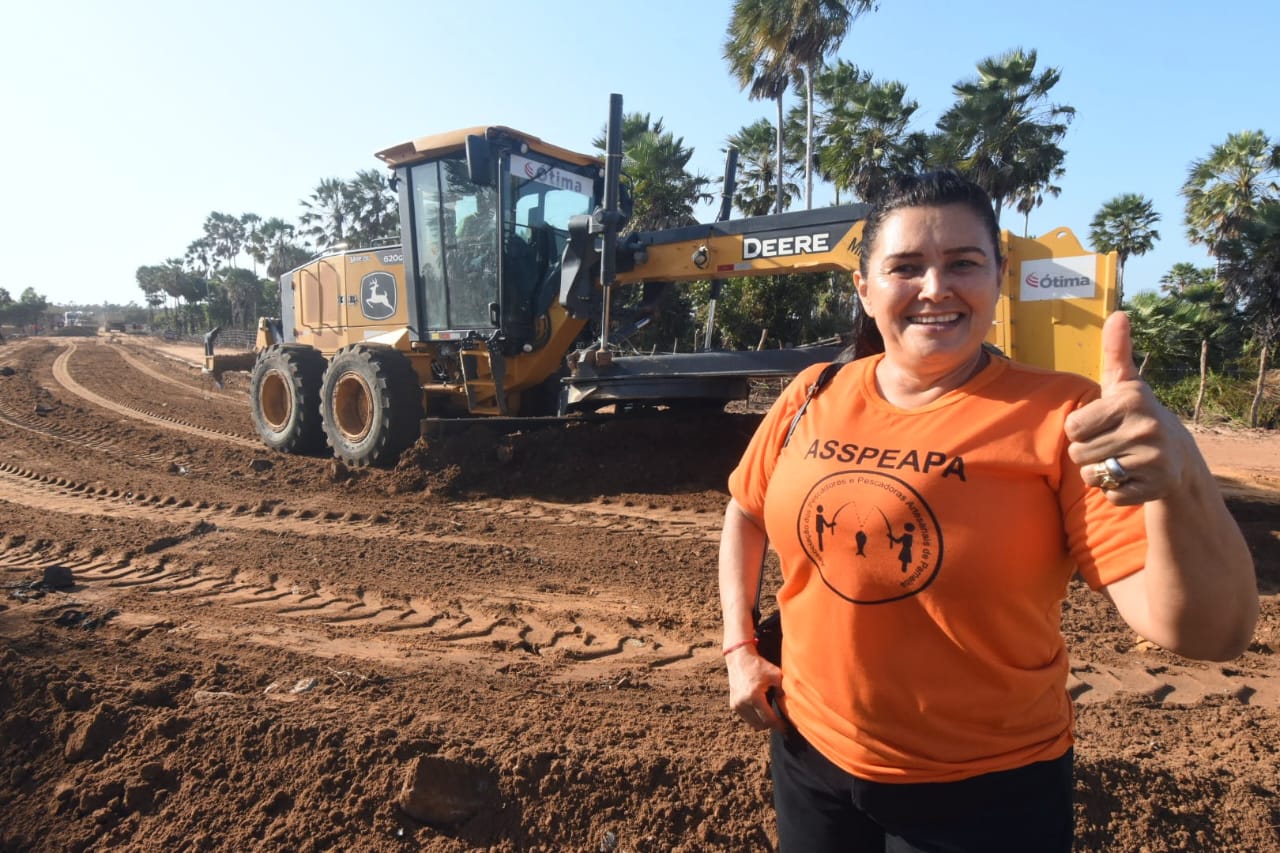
[[249, 345, 327, 453], [320, 344, 423, 467]]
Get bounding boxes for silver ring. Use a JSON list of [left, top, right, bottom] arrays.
[[1095, 457, 1129, 491], [1103, 456, 1130, 484]]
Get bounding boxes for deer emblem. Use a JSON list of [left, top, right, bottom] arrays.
[[361, 273, 397, 320]]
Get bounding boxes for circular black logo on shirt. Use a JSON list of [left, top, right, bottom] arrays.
[[797, 470, 942, 604]]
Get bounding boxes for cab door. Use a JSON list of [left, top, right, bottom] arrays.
[[405, 156, 500, 337]]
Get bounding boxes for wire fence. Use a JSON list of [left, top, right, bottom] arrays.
[[148, 327, 257, 351]]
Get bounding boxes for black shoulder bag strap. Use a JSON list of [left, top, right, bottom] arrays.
[[752, 360, 848, 628]]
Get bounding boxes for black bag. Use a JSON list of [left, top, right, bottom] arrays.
[[750, 360, 847, 670], [754, 610, 782, 666]]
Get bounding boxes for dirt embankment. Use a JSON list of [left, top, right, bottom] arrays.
[[1, 335, 1278, 852]]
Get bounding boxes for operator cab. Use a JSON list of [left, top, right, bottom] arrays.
[[377, 127, 601, 357]]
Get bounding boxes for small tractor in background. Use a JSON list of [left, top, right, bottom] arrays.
[[206, 94, 1118, 467]]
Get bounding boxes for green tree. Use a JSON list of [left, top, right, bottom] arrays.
[[1175, 280, 1235, 424], [299, 177, 351, 250], [1089, 193, 1161, 306], [135, 264, 167, 319], [17, 287, 49, 330], [810, 61, 927, 204], [724, 0, 794, 214], [139, 256, 214, 329], [344, 169, 399, 248], [1181, 130, 1280, 265], [1220, 200, 1280, 427], [202, 211, 246, 274], [592, 113, 714, 352], [259, 218, 311, 279], [766, 0, 876, 209], [1159, 262, 1215, 295], [726, 118, 799, 216], [594, 113, 713, 231], [700, 271, 847, 350], [184, 237, 214, 282], [241, 212, 264, 277], [215, 267, 262, 329], [934, 48, 1075, 223], [1125, 290, 1192, 376], [1012, 154, 1064, 237]]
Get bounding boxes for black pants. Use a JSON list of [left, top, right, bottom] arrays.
[[770, 727, 1074, 852]]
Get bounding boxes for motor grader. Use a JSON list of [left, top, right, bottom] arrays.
[[206, 94, 1118, 467]]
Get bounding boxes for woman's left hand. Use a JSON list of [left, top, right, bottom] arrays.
[[1064, 311, 1194, 505]]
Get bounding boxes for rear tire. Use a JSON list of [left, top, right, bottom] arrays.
[[249, 345, 326, 453], [320, 344, 423, 467]]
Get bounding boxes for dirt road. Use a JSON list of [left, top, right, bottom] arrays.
[[1, 335, 1278, 852]]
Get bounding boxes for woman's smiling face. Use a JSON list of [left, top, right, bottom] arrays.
[[855, 203, 1005, 382]]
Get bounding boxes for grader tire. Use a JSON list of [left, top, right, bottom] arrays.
[[249, 345, 327, 453], [320, 344, 423, 467]]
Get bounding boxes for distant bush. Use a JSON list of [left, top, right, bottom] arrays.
[[1149, 372, 1279, 429]]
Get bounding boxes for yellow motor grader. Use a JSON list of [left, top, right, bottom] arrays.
[[206, 94, 1117, 466]]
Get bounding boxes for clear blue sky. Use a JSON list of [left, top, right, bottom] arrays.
[[3, 0, 1274, 308]]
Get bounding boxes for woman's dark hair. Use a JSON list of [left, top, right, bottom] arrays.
[[858, 169, 1002, 277], [841, 169, 1002, 361]]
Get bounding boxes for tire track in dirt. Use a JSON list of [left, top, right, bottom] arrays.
[[1067, 660, 1279, 706], [50, 342, 259, 448], [0, 462, 484, 544], [0, 461, 724, 550], [106, 341, 245, 402], [3, 543, 1273, 702], [0, 386, 197, 470], [0, 546, 713, 676], [463, 498, 723, 543]]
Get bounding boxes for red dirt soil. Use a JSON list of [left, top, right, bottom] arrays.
[[1, 335, 1277, 852]]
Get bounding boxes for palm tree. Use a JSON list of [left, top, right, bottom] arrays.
[[299, 178, 351, 250], [1125, 291, 1191, 377], [162, 257, 186, 318], [259, 218, 310, 279], [1175, 280, 1235, 424], [216, 268, 260, 329], [202, 211, 246, 274], [1089, 194, 1161, 306], [240, 213, 263, 277], [344, 169, 399, 248], [725, 1, 876, 210], [625, 131, 713, 232], [184, 239, 213, 282], [1219, 200, 1280, 427], [588, 112, 714, 351], [1181, 130, 1280, 267], [934, 48, 1075, 223], [1012, 155, 1064, 237], [1159, 262, 1214, 295], [724, 6, 793, 215], [593, 113, 713, 231], [811, 61, 927, 204], [134, 265, 166, 322], [726, 118, 799, 216], [783, 1, 876, 209]]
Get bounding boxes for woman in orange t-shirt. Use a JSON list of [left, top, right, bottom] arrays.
[[718, 170, 1257, 852]]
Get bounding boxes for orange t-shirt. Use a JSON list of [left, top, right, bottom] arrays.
[[728, 354, 1146, 783]]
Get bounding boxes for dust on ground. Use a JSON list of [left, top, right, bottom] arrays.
[[1, 334, 1278, 852]]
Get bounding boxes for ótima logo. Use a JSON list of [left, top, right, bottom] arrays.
[[1025, 272, 1092, 289], [1019, 256, 1100, 301]]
